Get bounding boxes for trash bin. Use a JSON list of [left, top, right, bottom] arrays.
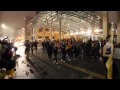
[[113, 48, 120, 79]]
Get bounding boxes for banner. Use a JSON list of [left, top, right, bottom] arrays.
[[106, 55, 113, 79], [105, 22, 114, 79]]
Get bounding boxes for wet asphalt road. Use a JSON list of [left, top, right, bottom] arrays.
[[13, 45, 106, 79]]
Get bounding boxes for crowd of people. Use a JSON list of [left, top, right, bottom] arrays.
[[25, 37, 120, 65], [40, 37, 120, 79], [1, 35, 120, 79], [40, 38, 103, 64], [24, 40, 38, 59], [0, 38, 18, 79]]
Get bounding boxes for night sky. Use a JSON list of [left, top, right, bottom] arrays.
[[2, 11, 117, 29], [2, 11, 36, 29], [1, 11, 36, 38], [1, 11, 117, 38]]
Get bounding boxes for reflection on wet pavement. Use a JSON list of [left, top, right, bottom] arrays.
[[13, 46, 104, 79]]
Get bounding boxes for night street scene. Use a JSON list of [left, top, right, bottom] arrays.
[[0, 11, 120, 79]]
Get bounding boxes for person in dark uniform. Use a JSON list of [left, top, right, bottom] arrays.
[[53, 41, 58, 64], [25, 40, 30, 59], [47, 41, 53, 60], [42, 40, 45, 53], [30, 41, 34, 54], [45, 40, 49, 55], [33, 40, 38, 53], [71, 42, 79, 60], [95, 41, 100, 58], [60, 41, 66, 62]]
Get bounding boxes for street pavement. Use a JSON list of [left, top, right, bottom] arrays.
[[13, 45, 106, 79]]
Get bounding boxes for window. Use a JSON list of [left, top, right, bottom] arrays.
[[38, 36, 42, 39], [45, 36, 49, 39], [45, 28, 49, 31], [70, 35, 74, 39], [39, 27, 43, 32], [53, 36, 54, 39]]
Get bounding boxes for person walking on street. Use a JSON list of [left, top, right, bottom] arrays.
[[33, 40, 38, 53], [53, 41, 58, 64], [60, 41, 66, 62], [25, 40, 30, 59], [30, 41, 34, 54], [47, 41, 53, 60]]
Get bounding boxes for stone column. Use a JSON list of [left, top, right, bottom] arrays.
[[50, 21, 53, 40], [59, 16, 62, 41], [35, 29, 38, 41], [68, 32, 70, 39], [34, 29, 36, 40], [103, 11, 109, 40], [74, 34, 77, 40], [50, 11, 53, 40], [91, 35, 94, 41], [32, 27, 35, 41], [42, 27, 45, 40], [61, 32, 64, 39], [117, 11, 120, 44]]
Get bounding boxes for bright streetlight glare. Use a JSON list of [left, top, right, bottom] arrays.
[[22, 28, 25, 30], [75, 32, 78, 35], [87, 29, 92, 33], [1, 24, 6, 28], [70, 33, 74, 35], [80, 31, 85, 34], [94, 29, 99, 32]]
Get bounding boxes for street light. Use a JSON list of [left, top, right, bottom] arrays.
[[1, 24, 6, 28], [75, 32, 79, 35], [1, 24, 14, 39], [94, 29, 99, 32], [22, 28, 25, 30]]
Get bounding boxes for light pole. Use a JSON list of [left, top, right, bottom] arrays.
[[32, 27, 34, 41], [58, 11, 62, 41], [50, 11, 53, 40], [1, 24, 14, 40]]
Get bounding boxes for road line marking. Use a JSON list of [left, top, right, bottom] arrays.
[[59, 62, 105, 79], [34, 52, 105, 79]]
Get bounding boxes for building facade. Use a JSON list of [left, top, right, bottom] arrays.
[[24, 16, 33, 40], [28, 11, 102, 41], [27, 11, 120, 43]]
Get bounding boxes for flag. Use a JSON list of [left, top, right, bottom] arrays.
[[105, 22, 114, 79], [105, 55, 113, 79]]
